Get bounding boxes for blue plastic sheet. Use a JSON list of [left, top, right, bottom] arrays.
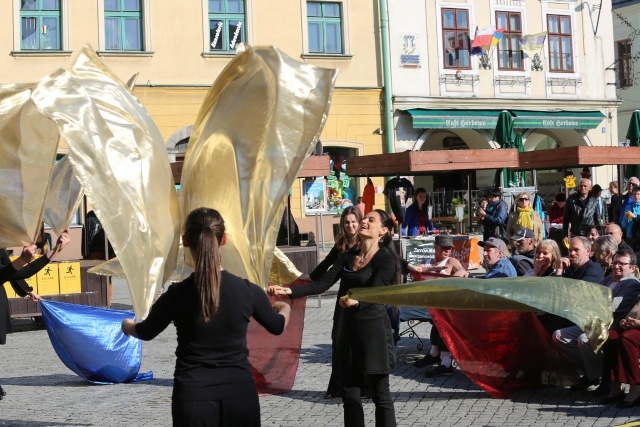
[[40, 300, 153, 384]]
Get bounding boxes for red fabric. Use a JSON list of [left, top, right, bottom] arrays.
[[362, 178, 375, 215], [430, 309, 576, 398], [607, 329, 640, 385], [247, 283, 307, 395]]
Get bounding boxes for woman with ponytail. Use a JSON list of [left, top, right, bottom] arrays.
[[122, 207, 290, 427], [269, 209, 400, 427]]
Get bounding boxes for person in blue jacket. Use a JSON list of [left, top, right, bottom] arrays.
[[403, 187, 434, 236], [621, 186, 640, 244], [477, 188, 509, 241]]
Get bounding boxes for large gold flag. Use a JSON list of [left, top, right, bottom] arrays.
[[180, 45, 337, 288], [43, 155, 84, 235], [0, 84, 59, 247], [31, 48, 181, 318]]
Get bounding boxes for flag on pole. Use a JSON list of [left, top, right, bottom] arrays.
[[519, 32, 547, 52], [471, 26, 497, 49], [491, 28, 505, 47], [470, 26, 483, 55]]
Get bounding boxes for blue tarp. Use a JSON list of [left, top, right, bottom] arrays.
[[39, 300, 153, 384]]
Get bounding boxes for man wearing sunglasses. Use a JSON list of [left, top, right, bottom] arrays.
[[563, 178, 601, 244]]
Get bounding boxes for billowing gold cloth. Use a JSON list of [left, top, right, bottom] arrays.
[[269, 247, 303, 286], [43, 155, 84, 235], [348, 276, 612, 350], [0, 84, 59, 247], [180, 45, 337, 288], [31, 48, 181, 318]]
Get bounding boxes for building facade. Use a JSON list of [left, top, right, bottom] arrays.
[[2, 0, 388, 236], [388, 0, 619, 203]]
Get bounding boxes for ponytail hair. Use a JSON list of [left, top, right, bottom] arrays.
[[183, 208, 225, 323], [372, 209, 403, 285]]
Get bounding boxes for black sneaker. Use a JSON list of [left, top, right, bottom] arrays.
[[424, 364, 454, 378], [593, 382, 611, 397], [413, 354, 441, 368]]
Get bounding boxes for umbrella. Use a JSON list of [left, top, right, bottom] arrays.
[[493, 111, 515, 188], [625, 110, 640, 179]]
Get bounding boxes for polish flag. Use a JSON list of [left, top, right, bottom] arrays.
[[471, 26, 496, 49]]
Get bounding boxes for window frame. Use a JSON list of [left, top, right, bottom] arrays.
[[617, 39, 633, 88], [307, 2, 343, 55], [441, 8, 471, 70], [103, 0, 144, 52], [207, 0, 246, 54], [495, 11, 524, 71], [18, 0, 62, 51], [97, 0, 152, 56], [547, 14, 574, 73], [300, 0, 351, 58]]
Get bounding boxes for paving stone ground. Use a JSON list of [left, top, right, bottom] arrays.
[[1, 277, 640, 426]]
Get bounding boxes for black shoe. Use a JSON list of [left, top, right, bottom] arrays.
[[0, 385, 5, 401], [570, 377, 599, 392], [617, 395, 640, 409], [324, 392, 340, 399], [413, 354, 441, 368], [425, 364, 454, 378], [593, 382, 611, 397], [600, 392, 625, 405]]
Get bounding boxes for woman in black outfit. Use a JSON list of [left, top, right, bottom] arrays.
[[122, 208, 290, 427], [300, 206, 362, 398], [270, 209, 400, 427], [0, 228, 71, 400]]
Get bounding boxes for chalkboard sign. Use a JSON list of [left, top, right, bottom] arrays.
[[405, 239, 435, 270]]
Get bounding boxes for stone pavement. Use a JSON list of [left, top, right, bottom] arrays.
[[1, 278, 640, 426]]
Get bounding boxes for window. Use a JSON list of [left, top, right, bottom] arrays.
[[20, 0, 61, 50], [547, 15, 573, 72], [617, 39, 633, 88], [208, 0, 245, 52], [307, 2, 343, 54], [442, 9, 470, 69], [496, 11, 523, 70], [104, 0, 143, 51]]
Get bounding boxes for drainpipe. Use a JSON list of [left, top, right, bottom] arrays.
[[378, 0, 394, 154]]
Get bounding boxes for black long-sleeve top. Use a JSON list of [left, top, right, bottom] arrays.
[[135, 271, 286, 401], [0, 249, 51, 296], [309, 244, 341, 281]]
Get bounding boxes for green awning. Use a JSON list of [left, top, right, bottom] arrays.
[[511, 110, 605, 129], [407, 109, 501, 129]]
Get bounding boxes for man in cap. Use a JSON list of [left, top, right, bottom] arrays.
[[413, 234, 468, 377], [477, 188, 508, 242], [615, 177, 640, 226], [509, 228, 536, 276], [479, 237, 517, 278]]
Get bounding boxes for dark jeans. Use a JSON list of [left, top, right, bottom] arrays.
[[343, 373, 396, 427], [172, 394, 260, 427]]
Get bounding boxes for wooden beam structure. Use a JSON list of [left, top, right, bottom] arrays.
[[345, 149, 520, 177], [515, 146, 640, 171], [297, 155, 330, 178]]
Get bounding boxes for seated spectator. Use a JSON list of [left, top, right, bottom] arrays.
[[587, 225, 602, 247], [478, 238, 517, 278], [604, 224, 633, 252], [509, 228, 536, 276], [411, 235, 468, 378], [525, 239, 562, 277], [553, 249, 640, 395], [592, 235, 617, 277], [557, 236, 604, 284]]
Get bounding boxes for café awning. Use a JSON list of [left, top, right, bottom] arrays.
[[511, 110, 605, 129], [407, 109, 501, 129]]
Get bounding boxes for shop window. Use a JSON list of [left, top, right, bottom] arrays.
[[20, 0, 61, 50], [617, 39, 633, 88], [442, 8, 470, 69], [547, 15, 573, 72], [104, 0, 143, 51], [209, 0, 245, 52], [496, 11, 523, 70], [307, 2, 343, 54], [303, 147, 357, 215]]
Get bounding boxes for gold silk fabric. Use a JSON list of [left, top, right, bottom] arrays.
[[180, 45, 337, 288], [269, 247, 303, 286], [43, 155, 84, 235], [348, 276, 612, 350], [0, 84, 59, 247], [31, 48, 181, 318]]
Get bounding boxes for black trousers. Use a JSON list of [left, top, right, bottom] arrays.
[[172, 394, 260, 427], [342, 373, 396, 427], [430, 324, 449, 352]]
